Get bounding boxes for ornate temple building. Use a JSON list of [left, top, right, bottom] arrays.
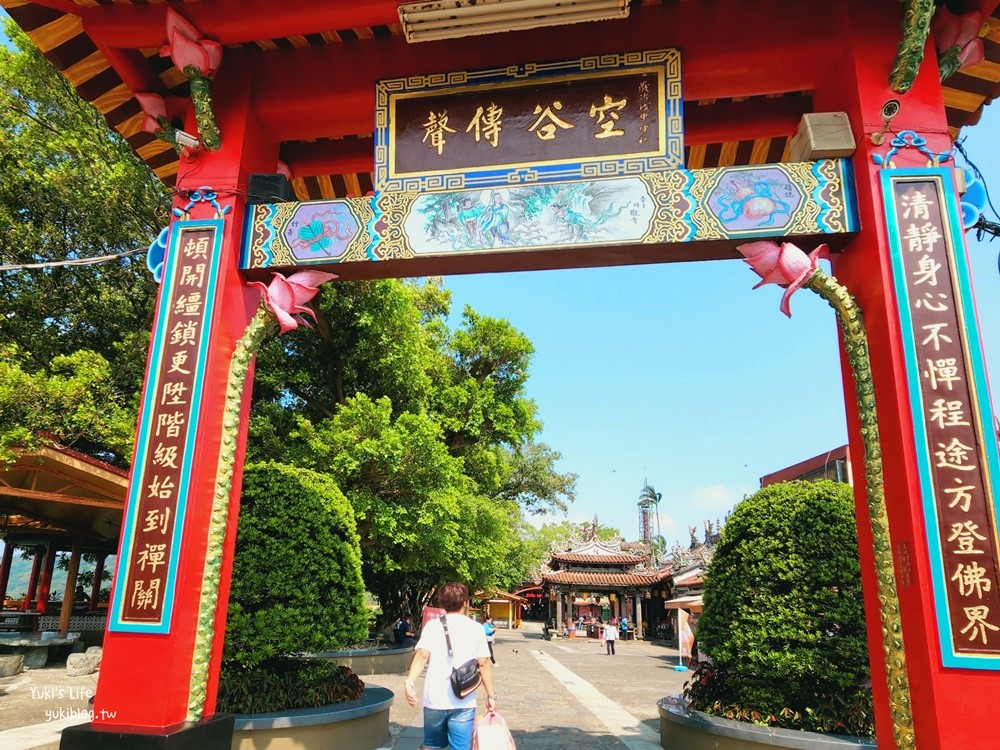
[[540, 522, 672, 640]]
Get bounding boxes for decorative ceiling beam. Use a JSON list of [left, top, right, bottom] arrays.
[[683, 97, 812, 146], [81, 0, 400, 48], [0, 485, 123, 510]]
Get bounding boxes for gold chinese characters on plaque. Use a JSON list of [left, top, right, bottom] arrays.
[[375, 49, 683, 193]]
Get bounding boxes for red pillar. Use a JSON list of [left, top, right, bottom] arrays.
[[87, 47, 278, 736], [35, 542, 57, 615], [22, 545, 44, 611], [0, 542, 14, 604], [815, 4, 1000, 748]]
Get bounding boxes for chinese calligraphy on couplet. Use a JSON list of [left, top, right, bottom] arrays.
[[114, 225, 219, 628], [890, 176, 1000, 657]]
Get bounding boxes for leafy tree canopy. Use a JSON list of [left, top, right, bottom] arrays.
[[686, 480, 872, 735], [0, 19, 166, 463], [0, 344, 136, 466]]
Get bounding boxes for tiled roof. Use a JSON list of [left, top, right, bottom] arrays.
[[550, 552, 644, 565], [542, 570, 670, 587]]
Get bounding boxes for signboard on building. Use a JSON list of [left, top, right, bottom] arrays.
[[883, 168, 1000, 668], [375, 48, 682, 193], [109, 220, 224, 633]]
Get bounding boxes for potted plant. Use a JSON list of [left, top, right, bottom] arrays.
[[220, 462, 392, 750], [660, 480, 876, 749]]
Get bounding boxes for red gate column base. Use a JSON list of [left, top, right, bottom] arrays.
[[59, 714, 234, 750]]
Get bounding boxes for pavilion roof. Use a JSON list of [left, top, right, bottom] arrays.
[[4, 0, 998, 202], [0, 441, 127, 550], [549, 552, 645, 566], [542, 569, 671, 587]]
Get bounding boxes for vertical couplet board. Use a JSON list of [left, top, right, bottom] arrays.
[[108, 220, 224, 633], [883, 168, 1000, 668]]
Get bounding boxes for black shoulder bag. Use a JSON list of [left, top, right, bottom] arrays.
[[440, 614, 481, 699]]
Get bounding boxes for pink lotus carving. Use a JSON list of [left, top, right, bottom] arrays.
[[932, 8, 985, 69], [160, 8, 222, 77], [737, 240, 829, 317], [249, 271, 337, 334], [135, 92, 168, 133]]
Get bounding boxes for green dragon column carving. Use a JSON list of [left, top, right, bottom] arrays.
[[806, 270, 915, 750], [185, 70, 221, 152], [737, 241, 915, 750], [890, 0, 935, 93], [186, 306, 275, 720]]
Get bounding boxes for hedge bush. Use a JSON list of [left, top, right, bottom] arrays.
[[218, 461, 369, 713], [684, 480, 874, 736]]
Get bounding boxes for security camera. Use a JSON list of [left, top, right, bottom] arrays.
[[175, 129, 201, 149], [871, 100, 901, 145], [880, 99, 901, 122]]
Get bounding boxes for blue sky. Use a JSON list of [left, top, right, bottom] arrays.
[[443, 106, 1000, 549]]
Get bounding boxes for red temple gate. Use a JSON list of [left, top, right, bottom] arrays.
[[4, 1, 1000, 748]]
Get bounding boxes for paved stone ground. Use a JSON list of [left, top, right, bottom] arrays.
[[368, 621, 691, 749], [0, 621, 691, 749]]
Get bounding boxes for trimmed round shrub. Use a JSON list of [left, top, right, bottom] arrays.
[[685, 480, 873, 736], [218, 461, 369, 713]]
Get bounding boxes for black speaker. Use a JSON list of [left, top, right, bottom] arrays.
[[247, 173, 295, 204]]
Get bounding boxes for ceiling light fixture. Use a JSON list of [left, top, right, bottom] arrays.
[[398, 0, 629, 44]]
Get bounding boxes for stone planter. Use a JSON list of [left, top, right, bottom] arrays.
[[659, 699, 876, 750], [232, 685, 392, 750], [313, 645, 413, 675]]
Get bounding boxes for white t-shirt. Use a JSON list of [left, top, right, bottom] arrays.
[[415, 613, 490, 709], [603, 623, 618, 641]]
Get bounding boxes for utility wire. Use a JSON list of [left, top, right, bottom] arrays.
[[0, 247, 146, 273]]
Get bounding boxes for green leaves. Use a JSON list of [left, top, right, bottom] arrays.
[[0, 18, 166, 461], [223, 462, 368, 669], [688, 480, 873, 736], [0, 345, 136, 465]]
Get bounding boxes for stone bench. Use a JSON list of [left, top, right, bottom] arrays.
[[0, 633, 81, 669]]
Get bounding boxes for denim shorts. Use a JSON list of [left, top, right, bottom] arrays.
[[424, 706, 476, 750]]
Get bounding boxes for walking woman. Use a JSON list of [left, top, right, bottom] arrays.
[[403, 583, 498, 750]]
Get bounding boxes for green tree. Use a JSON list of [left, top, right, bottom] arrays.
[[289, 394, 523, 623], [0, 344, 136, 465], [685, 480, 873, 736], [0, 20, 166, 464], [223, 461, 368, 668], [0, 20, 166, 389]]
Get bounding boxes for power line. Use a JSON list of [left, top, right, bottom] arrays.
[[0, 247, 146, 273]]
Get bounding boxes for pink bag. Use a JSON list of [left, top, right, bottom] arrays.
[[473, 710, 516, 750]]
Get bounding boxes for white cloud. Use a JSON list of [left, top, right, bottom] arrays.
[[689, 483, 738, 507]]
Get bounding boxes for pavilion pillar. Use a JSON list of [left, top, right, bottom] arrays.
[[634, 593, 642, 639], [555, 591, 563, 633], [35, 541, 57, 615], [813, 4, 1000, 748], [0, 542, 14, 604], [90, 554, 106, 612], [63, 48, 279, 749], [22, 545, 44, 611], [58, 538, 83, 636]]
